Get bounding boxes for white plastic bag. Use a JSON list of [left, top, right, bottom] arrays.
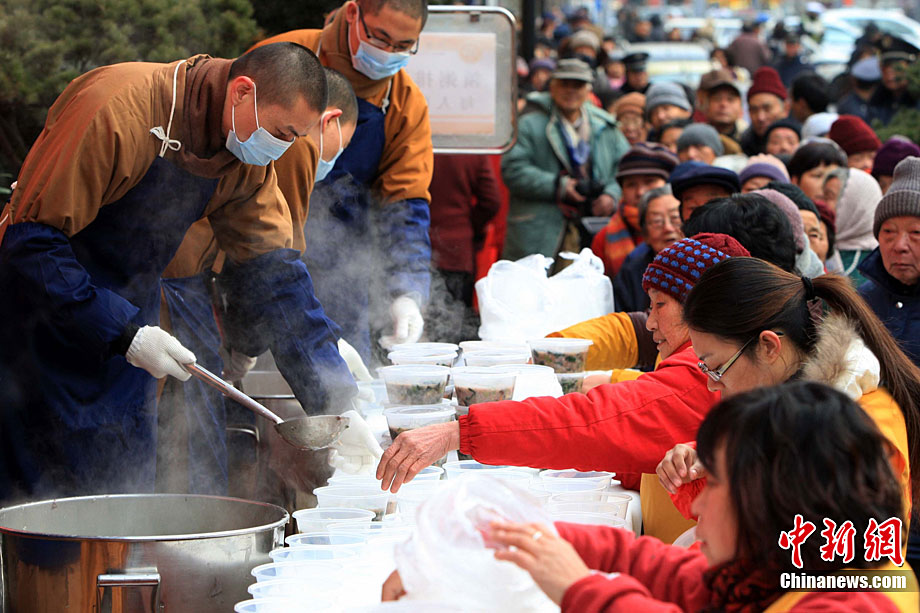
[[476, 248, 614, 342], [394, 476, 560, 612]]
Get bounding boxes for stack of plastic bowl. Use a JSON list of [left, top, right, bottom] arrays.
[[291, 508, 375, 534], [377, 365, 452, 406], [312, 485, 392, 521], [383, 405, 456, 468], [235, 597, 332, 612], [387, 349, 458, 367], [528, 338, 593, 394], [393, 479, 444, 521], [490, 363, 562, 400], [443, 460, 514, 480], [242, 560, 346, 612], [540, 470, 630, 528]]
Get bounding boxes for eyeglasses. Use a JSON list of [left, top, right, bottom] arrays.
[[697, 336, 755, 383], [697, 332, 784, 382], [357, 6, 420, 54], [646, 214, 682, 230]]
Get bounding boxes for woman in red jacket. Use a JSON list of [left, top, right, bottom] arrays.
[[376, 234, 750, 496], [384, 382, 917, 611]]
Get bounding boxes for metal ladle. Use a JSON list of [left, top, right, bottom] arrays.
[[184, 363, 349, 450]]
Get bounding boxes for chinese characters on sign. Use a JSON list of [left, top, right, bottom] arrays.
[[405, 32, 497, 137], [778, 515, 903, 568]]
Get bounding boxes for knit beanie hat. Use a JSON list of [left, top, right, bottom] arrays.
[[873, 156, 920, 237], [676, 123, 725, 156], [613, 92, 646, 119], [739, 160, 789, 186], [747, 66, 787, 101], [763, 118, 802, 142], [753, 189, 807, 252], [646, 82, 692, 115], [642, 233, 750, 304], [837, 168, 882, 249], [872, 138, 920, 178], [763, 181, 820, 219], [828, 115, 882, 156], [616, 142, 679, 182]]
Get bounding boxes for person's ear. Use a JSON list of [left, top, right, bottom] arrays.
[[783, 98, 792, 116], [228, 76, 254, 106], [344, 0, 359, 23], [324, 108, 344, 124], [757, 330, 784, 364]]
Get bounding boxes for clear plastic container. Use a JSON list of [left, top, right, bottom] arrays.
[[378, 365, 451, 405], [327, 521, 414, 541], [459, 340, 531, 355], [384, 405, 456, 439], [547, 500, 629, 519], [269, 546, 360, 563], [462, 349, 532, 367], [291, 507, 375, 534], [556, 372, 586, 394], [251, 561, 344, 582], [234, 597, 328, 612], [413, 465, 445, 481], [395, 481, 443, 521], [391, 342, 460, 354], [284, 532, 368, 555], [356, 379, 388, 416], [451, 367, 517, 407], [313, 485, 392, 521], [549, 490, 632, 505], [528, 338, 593, 373], [248, 578, 344, 599], [550, 512, 626, 528], [388, 350, 458, 367], [443, 460, 511, 480], [540, 469, 612, 493]]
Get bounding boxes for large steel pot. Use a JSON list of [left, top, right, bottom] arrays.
[[0, 494, 287, 612]]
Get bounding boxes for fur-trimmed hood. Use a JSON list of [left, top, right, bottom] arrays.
[[800, 312, 881, 400]]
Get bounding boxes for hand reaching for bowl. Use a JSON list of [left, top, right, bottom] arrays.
[[489, 521, 591, 606], [656, 443, 704, 495], [382, 570, 406, 601], [376, 421, 460, 492]]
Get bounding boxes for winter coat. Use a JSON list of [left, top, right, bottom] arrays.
[[859, 248, 920, 368], [501, 92, 629, 260], [612, 242, 655, 312], [669, 313, 912, 530], [458, 340, 719, 494], [556, 522, 918, 612]]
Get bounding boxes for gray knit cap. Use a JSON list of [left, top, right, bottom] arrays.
[[676, 123, 725, 156], [645, 82, 691, 115], [874, 156, 920, 237]]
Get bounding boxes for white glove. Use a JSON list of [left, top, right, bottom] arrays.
[[329, 410, 384, 476], [337, 338, 373, 382], [379, 294, 424, 350], [126, 325, 196, 381], [220, 347, 258, 382]]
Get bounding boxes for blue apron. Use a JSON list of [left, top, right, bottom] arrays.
[[0, 154, 218, 502], [303, 96, 387, 360], [160, 273, 228, 495]]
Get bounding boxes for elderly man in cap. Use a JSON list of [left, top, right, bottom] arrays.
[[645, 82, 693, 132], [868, 43, 920, 126], [764, 118, 801, 159], [740, 67, 792, 156], [676, 123, 724, 165], [610, 93, 647, 145], [837, 56, 881, 121], [501, 59, 629, 261], [567, 29, 601, 68], [592, 142, 678, 276], [621, 52, 650, 94], [669, 161, 742, 221], [697, 69, 745, 150]]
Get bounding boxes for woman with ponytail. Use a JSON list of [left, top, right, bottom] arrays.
[[659, 258, 920, 544]]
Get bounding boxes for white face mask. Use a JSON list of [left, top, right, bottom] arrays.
[[225, 82, 293, 166], [350, 5, 412, 80], [316, 112, 344, 182]]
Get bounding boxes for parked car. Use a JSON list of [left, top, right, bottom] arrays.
[[664, 17, 742, 48], [822, 8, 920, 49]]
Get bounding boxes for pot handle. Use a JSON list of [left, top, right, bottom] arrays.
[[97, 572, 161, 612]]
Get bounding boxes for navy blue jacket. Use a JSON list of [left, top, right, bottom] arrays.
[[858, 248, 920, 367]]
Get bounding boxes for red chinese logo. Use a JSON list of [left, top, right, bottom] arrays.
[[778, 514, 817, 569], [864, 518, 903, 567], [819, 519, 856, 564]]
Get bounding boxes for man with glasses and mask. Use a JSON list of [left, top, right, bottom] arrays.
[[0, 43, 358, 503], [255, 0, 434, 362]]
